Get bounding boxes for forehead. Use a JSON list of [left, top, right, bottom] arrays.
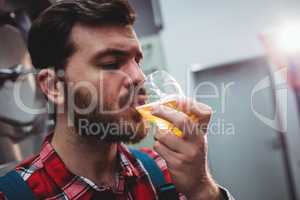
[[70, 23, 141, 53]]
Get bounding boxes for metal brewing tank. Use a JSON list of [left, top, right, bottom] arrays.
[[0, 22, 49, 175]]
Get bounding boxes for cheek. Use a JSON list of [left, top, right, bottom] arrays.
[[100, 76, 126, 104]]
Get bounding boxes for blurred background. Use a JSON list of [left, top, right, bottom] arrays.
[[1, 0, 300, 199]]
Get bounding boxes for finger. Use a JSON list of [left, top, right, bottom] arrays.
[[152, 105, 195, 138], [177, 98, 212, 121], [154, 129, 190, 154], [176, 98, 212, 133], [153, 141, 181, 166]]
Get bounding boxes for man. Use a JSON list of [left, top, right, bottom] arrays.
[[0, 0, 234, 199]]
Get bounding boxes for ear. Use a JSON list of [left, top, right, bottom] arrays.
[[37, 68, 65, 106]]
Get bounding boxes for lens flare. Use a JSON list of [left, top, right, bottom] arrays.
[[275, 21, 300, 54]]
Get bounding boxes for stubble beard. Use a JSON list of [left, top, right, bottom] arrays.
[[70, 87, 148, 144]]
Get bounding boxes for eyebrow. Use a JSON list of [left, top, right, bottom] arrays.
[[89, 48, 144, 64]]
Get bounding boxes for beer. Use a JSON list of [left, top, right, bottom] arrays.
[[136, 98, 184, 137]]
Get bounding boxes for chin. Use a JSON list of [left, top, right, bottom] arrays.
[[123, 107, 150, 144], [126, 120, 149, 144], [73, 103, 149, 143]]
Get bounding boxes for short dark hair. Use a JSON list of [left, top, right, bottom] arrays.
[[28, 0, 136, 70]]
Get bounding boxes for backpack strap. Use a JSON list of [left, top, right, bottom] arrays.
[[0, 150, 179, 200], [129, 148, 179, 200], [0, 170, 35, 200]]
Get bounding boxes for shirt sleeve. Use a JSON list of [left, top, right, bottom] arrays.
[[139, 147, 235, 200]]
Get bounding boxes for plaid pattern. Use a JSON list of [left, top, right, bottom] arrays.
[[0, 134, 183, 200], [0, 134, 234, 200]]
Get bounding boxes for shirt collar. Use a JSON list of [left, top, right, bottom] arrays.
[[38, 133, 142, 195]]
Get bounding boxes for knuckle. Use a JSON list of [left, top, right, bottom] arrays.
[[175, 158, 185, 167], [203, 108, 212, 118], [205, 105, 213, 113], [201, 112, 212, 125], [197, 102, 212, 113], [177, 117, 189, 129], [187, 148, 200, 160]]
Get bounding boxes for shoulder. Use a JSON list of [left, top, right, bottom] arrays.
[[0, 156, 39, 200], [15, 154, 43, 181], [0, 154, 48, 199], [14, 155, 57, 199]]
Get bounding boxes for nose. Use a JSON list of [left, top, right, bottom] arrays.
[[124, 61, 145, 89]]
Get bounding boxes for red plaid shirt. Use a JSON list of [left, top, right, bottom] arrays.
[[0, 134, 186, 200]]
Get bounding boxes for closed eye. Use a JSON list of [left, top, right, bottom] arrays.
[[101, 63, 120, 70]]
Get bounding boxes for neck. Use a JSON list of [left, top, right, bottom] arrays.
[[51, 114, 118, 186]]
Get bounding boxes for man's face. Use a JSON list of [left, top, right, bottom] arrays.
[[63, 23, 148, 143]]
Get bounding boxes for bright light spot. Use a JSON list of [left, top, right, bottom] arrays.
[[275, 21, 300, 54]]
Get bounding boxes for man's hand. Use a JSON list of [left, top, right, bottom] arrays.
[[152, 98, 222, 200]]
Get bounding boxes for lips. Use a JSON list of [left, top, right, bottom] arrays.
[[131, 88, 147, 106], [131, 95, 147, 107]]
